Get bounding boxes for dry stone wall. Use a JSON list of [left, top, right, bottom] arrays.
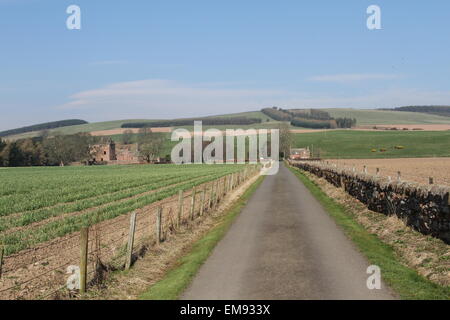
[[291, 161, 450, 244]]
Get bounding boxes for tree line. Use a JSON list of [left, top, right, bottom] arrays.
[[0, 129, 170, 167], [261, 107, 356, 129], [122, 117, 262, 128], [0, 133, 100, 167], [386, 106, 450, 118]]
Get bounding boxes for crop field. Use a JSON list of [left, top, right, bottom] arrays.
[[324, 108, 450, 125], [326, 158, 450, 186], [0, 164, 245, 256], [293, 130, 450, 159]]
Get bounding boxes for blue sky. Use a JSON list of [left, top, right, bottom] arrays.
[[0, 0, 449, 130]]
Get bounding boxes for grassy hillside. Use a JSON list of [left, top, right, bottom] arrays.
[[6, 109, 450, 141], [213, 111, 275, 122], [4, 111, 277, 140], [4, 119, 158, 140], [293, 130, 450, 159], [0, 119, 88, 137], [324, 108, 450, 125]]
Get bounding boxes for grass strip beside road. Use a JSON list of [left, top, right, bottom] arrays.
[[288, 165, 450, 300], [139, 176, 265, 300]]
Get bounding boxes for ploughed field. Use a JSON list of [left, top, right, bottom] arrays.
[[0, 164, 244, 256], [327, 158, 450, 186]]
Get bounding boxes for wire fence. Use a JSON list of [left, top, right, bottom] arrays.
[[0, 165, 259, 300], [322, 160, 450, 186]]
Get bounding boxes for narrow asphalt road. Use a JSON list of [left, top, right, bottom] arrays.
[[182, 164, 396, 300]]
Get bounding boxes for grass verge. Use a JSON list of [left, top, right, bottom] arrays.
[[288, 165, 450, 300], [139, 176, 265, 300]]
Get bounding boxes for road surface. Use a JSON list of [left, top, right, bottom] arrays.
[[182, 164, 396, 300]]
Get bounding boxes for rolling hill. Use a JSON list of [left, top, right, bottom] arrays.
[[4, 107, 450, 141], [324, 108, 450, 125], [2, 111, 278, 140]]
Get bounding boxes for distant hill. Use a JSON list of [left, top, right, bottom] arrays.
[[385, 106, 450, 118], [1, 111, 276, 140], [4, 107, 450, 141], [0, 119, 88, 137], [323, 108, 450, 125], [261, 107, 356, 129]]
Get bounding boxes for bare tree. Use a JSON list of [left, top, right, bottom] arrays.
[[137, 128, 165, 163], [43, 133, 93, 165], [122, 129, 134, 145], [278, 122, 292, 159]]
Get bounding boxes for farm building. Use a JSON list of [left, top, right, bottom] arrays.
[[89, 141, 141, 165], [290, 147, 310, 160]]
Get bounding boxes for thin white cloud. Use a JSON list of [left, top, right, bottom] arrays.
[[308, 73, 402, 83], [53, 79, 450, 122], [55, 79, 286, 119]]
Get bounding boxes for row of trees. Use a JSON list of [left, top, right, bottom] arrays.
[[261, 107, 292, 121], [0, 133, 99, 167], [387, 106, 450, 117], [0, 129, 170, 167], [290, 118, 334, 129], [335, 118, 357, 128], [261, 107, 357, 129], [285, 109, 333, 120], [122, 117, 262, 128]]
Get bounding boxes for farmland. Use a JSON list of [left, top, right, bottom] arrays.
[[326, 158, 450, 186], [324, 108, 450, 125], [0, 164, 246, 256], [293, 130, 450, 159], [3, 111, 277, 141]]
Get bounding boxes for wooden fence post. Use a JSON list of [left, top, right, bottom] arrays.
[[177, 189, 183, 228], [190, 187, 196, 220], [155, 206, 163, 244], [125, 212, 137, 270], [79, 227, 89, 293], [200, 186, 206, 216], [223, 176, 227, 197], [209, 182, 214, 209], [213, 179, 219, 208], [0, 244, 4, 280], [429, 177, 434, 185]]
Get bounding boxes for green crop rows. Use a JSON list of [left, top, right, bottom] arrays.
[[0, 164, 247, 255]]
